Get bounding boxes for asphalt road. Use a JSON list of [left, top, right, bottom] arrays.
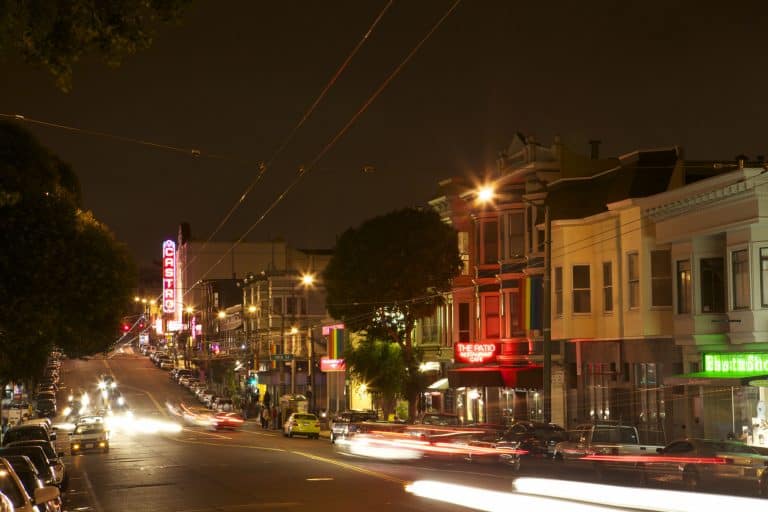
[[57, 351, 526, 512]]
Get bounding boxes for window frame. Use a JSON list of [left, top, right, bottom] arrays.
[[677, 260, 691, 314], [731, 248, 750, 310], [650, 250, 672, 308], [762, 248, 768, 308], [554, 267, 563, 316], [602, 261, 613, 313], [627, 252, 639, 309], [572, 264, 591, 314], [700, 257, 725, 313]]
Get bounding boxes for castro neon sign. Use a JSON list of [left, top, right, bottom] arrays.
[[455, 343, 499, 364], [162, 240, 176, 314]]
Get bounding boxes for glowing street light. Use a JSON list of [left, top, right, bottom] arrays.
[[301, 273, 315, 287], [476, 184, 495, 203], [217, 311, 226, 320]]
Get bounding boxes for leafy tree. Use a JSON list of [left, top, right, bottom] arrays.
[[0, 121, 136, 380], [324, 208, 462, 421], [0, 0, 191, 91], [344, 338, 407, 420]]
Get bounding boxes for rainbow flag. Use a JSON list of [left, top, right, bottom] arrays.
[[328, 328, 344, 359]]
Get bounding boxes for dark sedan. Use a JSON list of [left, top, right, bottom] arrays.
[[500, 421, 566, 457]]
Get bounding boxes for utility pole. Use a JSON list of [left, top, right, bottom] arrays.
[[543, 203, 552, 423]]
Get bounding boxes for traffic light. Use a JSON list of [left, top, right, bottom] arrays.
[[138, 319, 145, 330], [247, 373, 257, 387], [122, 323, 130, 333]]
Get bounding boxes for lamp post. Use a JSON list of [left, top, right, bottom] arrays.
[[300, 273, 316, 410]]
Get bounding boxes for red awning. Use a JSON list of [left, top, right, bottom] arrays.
[[447, 366, 542, 389]]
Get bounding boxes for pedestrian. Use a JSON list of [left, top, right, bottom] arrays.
[[263, 390, 271, 409], [261, 407, 271, 429], [271, 404, 279, 430]]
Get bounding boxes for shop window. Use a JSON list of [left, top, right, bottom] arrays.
[[627, 252, 639, 309], [573, 265, 591, 313], [458, 303, 470, 342], [732, 249, 750, 310], [554, 267, 563, 315], [701, 257, 725, 313], [602, 261, 613, 312], [677, 260, 691, 314], [651, 250, 672, 307]]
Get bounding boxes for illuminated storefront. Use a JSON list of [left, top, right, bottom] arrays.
[[447, 341, 542, 425]]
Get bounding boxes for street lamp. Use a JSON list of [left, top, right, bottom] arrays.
[[300, 273, 316, 411]]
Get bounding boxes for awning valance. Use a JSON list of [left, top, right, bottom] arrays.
[[665, 371, 768, 387], [447, 366, 542, 389]]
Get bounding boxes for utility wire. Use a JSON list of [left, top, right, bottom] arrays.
[[186, 0, 463, 293]]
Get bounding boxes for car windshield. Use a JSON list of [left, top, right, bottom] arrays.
[[295, 414, 316, 421], [74, 425, 104, 435]]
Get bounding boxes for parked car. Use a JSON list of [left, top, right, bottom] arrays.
[[283, 413, 321, 439], [0, 446, 58, 489], [641, 438, 768, 495], [35, 400, 57, 419], [4, 441, 66, 491], [3, 455, 62, 511], [414, 412, 461, 426], [2, 425, 55, 447], [0, 456, 60, 512], [553, 423, 662, 460]]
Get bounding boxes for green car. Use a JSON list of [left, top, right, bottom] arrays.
[[283, 413, 320, 439]]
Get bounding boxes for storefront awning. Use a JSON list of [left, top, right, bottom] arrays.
[[427, 377, 449, 390], [665, 371, 768, 387], [447, 366, 542, 389]]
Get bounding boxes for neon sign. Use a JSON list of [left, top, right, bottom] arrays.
[[704, 352, 768, 373], [455, 343, 499, 364], [162, 240, 176, 314], [320, 357, 346, 372]]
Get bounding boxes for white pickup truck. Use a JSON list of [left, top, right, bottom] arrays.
[[69, 421, 110, 454], [553, 423, 663, 460]]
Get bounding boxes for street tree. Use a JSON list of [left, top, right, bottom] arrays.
[[344, 338, 407, 420], [0, 121, 136, 380], [323, 208, 462, 421], [0, 0, 191, 91]]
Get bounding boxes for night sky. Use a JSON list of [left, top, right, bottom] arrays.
[[2, 1, 767, 267]]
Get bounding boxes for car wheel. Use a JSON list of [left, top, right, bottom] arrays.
[[682, 466, 699, 491]]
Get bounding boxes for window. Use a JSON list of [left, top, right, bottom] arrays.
[[762, 248, 768, 307], [482, 220, 499, 264], [732, 249, 750, 310], [458, 303, 470, 342], [701, 257, 725, 313], [484, 295, 500, 338], [272, 297, 282, 315], [507, 213, 525, 258], [651, 250, 672, 307], [554, 267, 563, 315], [573, 265, 591, 313], [677, 260, 691, 314], [602, 262, 613, 312], [458, 232, 470, 275], [508, 290, 521, 333], [627, 253, 639, 308], [286, 297, 297, 315]]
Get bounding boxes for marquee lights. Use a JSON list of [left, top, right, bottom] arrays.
[[162, 240, 176, 314]]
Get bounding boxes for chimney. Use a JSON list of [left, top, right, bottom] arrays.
[[589, 140, 601, 160]]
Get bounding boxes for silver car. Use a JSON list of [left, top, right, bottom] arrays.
[[641, 438, 768, 496]]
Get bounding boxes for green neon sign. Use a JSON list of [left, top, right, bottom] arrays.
[[704, 353, 768, 373]]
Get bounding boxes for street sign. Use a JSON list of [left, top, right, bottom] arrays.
[[270, 353, 294, 362]]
